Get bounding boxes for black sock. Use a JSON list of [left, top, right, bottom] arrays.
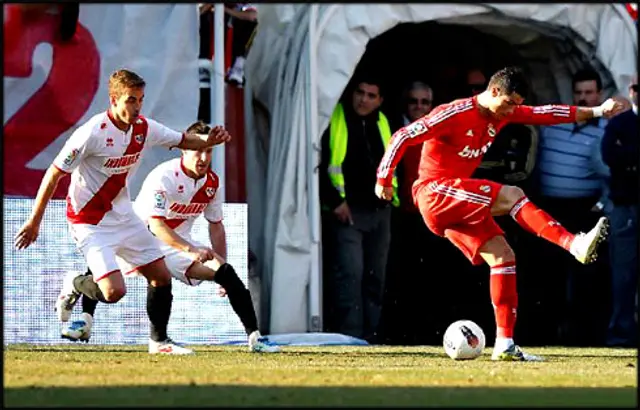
[[147, 284, 173, 342], [73, 274, 110, 303], [81, 269, 99, 316], [213, 263, 258, 336]]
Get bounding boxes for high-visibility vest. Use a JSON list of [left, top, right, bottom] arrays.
[[328, 103, 400, 207]]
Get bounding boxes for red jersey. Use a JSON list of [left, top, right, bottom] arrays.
[[376, 97, 577, 187]]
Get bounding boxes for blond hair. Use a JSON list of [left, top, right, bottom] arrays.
[[108, 69, 146, 98]]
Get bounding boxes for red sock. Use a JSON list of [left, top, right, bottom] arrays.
[[510, 197, 575, 250], [490, 262, 518, 338]]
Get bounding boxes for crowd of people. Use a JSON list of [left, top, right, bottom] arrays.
[[319, 66, 637, 353]]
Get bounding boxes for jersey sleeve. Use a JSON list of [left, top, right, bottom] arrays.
[[145, 173, 173, 219], [146, 118, 185, 149], [376, 115, 442, 186], [52, 124, 93, 173], [507, 104, 577, 125], [204, 182, 224, 223]]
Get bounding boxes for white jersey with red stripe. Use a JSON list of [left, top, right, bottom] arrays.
[[376, 96, 577, 187], [53, 111, 184, 227], [133, 158, 223, 240]]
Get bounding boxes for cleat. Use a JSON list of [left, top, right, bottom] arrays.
[[55, 271, 83, 322], [492, 344, 544, 362], [149, 338, 194, 355], [61, 314, 93, 342], [569, 217, 609, 264], [248, 331, 281, 353]]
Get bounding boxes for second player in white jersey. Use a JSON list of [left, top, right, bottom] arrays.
[[130, 157, 223, 285]]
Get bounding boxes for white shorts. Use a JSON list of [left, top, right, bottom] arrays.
[[160, 243, 204, 287], [69, 217, 165, 282]]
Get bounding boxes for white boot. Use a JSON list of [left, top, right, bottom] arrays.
[[569, 216, 609, 264]]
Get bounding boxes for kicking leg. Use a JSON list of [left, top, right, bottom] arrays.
[[493, 185, 608, 264]]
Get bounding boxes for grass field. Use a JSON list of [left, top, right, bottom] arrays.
[[4, 344, 637, 407]]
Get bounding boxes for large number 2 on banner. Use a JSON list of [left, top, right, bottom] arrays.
[[3, 5, 100, 198]]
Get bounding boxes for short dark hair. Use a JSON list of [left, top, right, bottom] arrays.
[[572, 68, 602, 91], [353, 74, 384, 98], [487, 66, 529, 97], [185, 120, 210, 135]]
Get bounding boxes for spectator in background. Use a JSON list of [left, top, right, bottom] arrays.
[[319, 75, 398, 342], [224, 3, 258, 87], [198, 4, 257, 87], [533, 68, 612, 346], [383, 81, 449, 345], [466, 68, 488, 96], [601, 76, 638, 348]]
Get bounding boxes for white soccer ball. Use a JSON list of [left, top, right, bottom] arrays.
[[443, 320, 486, 360]]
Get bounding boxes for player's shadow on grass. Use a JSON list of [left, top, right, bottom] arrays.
[[5, 385, 637, 407]]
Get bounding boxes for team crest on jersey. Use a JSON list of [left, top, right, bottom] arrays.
[[63, 149, 80, 166], [134, 134, 145, 144], [206, 187, 216, 197], [479, 185, 491, 193], [154, 190, 167, 210], [487, 124, 496, 137]]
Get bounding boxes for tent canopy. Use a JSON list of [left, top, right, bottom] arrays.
[[244, 4, 637, 333]]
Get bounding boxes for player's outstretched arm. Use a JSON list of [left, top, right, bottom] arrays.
[[148, 217, 215, 262], [510, 97, 630, 125], [14, 166, 68, 249], [177, 125, 232, 150]]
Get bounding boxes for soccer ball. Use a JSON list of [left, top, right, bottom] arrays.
[[443, 320, 486, 360]]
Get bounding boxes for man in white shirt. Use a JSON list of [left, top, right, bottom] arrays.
[[14, 69, 231, 355], [62, 121, 280, 353]]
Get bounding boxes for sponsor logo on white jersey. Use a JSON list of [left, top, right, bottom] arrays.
[[103, 152, 141, 173], [169, 202, 208, 216]]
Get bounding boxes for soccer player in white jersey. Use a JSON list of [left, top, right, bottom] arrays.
[[14, 69, 232, 355], [62, 121, 280, 353]]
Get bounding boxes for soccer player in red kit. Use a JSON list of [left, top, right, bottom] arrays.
[[375, 67, 628, 361]]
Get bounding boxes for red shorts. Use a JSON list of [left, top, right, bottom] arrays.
[[413, 177, 504, 265]]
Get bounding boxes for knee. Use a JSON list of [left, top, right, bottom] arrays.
[[503, 185, 526, 207], [496, 185, 526, 214], [103, 286, 126, 303], [146, 266, 172, 287], [148, 275, 172, 287]]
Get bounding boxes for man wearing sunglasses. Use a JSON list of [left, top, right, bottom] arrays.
[[600, 76, 638, 348]]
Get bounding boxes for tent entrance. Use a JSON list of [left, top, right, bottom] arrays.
[[347, 20, 614, 115]]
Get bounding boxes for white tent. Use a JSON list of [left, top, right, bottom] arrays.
[[243, 4, 637, 334]]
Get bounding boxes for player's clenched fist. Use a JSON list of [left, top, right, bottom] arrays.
[[375, 183, 393, 202], [206, 125, 232, 146], [599, 96, 630, 119], [188, 246, 216, 263]]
